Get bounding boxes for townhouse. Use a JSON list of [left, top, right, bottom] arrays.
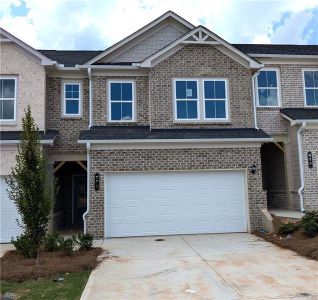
[[0, 11, 317, 241]]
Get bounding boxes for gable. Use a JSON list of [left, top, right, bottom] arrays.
[[85, 11, 194, 65], [0, 28, 54, 66], [101, 25, 185, 63], [140, 26, 262, 69]]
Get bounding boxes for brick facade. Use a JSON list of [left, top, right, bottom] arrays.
[[87, 147, 266, 238], [149, 45, 255, 128], [46, 77, 89, 154], [301, 128, 318, 210], [256, 64, 318, 135], [92, 76, 149, 126]]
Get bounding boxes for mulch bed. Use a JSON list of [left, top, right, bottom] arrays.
[[0, 248, 104, 282], [254, 217, 318, 261]]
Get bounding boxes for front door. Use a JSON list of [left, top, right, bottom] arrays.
[[73, 175, 87, 225]]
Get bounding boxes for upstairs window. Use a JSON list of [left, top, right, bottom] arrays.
[[0, 77, 16, 121], [174, 80, 199, 120], [257, 70, 280, 107], [63, 82, 81, 116], [109, 81, 134, 121], [203, 80, 227, 119], [304, 70, 318, 106]]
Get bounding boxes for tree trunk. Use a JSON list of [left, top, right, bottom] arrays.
[[36, 247, 40, 266]]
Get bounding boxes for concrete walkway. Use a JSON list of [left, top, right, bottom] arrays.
[[81, 233, 318, 300]]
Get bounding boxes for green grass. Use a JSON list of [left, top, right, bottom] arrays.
[[0, 270, 91, 300]]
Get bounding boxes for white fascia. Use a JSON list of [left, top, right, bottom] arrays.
[[249, 54, 318, 59], [0, 139, 55, 145], [281, 114, 318, 126], [78, 137, 273, 144]]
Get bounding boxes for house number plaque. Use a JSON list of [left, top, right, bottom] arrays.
[[307, 152, 313, 169], [94, 173, 100, 190]]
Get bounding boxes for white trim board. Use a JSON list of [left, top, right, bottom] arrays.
[[78, 137, 273, 144], [90, 142, 264, 150], [140, 26, 262, 69]]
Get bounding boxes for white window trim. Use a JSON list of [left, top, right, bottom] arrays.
[[256, 68, 281, 108], [203, 78, 229, 121], [0, 76, 17, 122], [173, 79, 200, 121], [302, 68, 318, 108], [173, 78, 229, 122], [62, 81, 82, 117], [108, 80, 136, 122]]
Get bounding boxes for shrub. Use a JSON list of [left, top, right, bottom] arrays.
[[60, 236, 77, 256], [44, 233, 63, 252], [301, 210, 318, 238], [12, 234, 37, 258], [6, 106, 54, 263], [278, 222, 298, 235], [77, 233, 94, 251]]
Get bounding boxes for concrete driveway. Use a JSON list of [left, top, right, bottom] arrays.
[[81, 234, 318, 300]]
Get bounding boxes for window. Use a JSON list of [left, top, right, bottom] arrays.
[[174, 80, 199, 120], [0, 77, 16, 121], [109, 81, 134, 121], [203, 80, 227, 119], [256, 70, 280, 107], [63, 82, 81, 116], [303, 70, 318, 106]]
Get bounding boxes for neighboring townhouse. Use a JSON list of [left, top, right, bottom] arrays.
[[0, 28, 58, 242], [0, 11, 317, 242]]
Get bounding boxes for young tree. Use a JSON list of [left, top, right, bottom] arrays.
[[6, 106, 53, 264]]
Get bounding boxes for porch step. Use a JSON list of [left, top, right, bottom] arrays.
[[268, 209, 304, 219]]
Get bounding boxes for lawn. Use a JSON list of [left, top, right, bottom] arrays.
[[1, 270, 91, 300]]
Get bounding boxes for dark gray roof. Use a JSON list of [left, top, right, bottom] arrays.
[[38, 50, 103, 67], [234, 44, 318, 56], [280, 108, 318, 120], [38, 44, 318, 67], [0, 130, 59, 142], [78, 126, 271, 141]]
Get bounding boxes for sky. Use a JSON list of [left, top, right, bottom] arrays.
[[0, 0, 318, 50]]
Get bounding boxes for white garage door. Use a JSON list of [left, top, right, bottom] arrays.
[[0, 176, 22, 243], [105, 171, 247, 238]]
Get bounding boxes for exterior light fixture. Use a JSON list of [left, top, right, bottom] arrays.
[[251, 164, 257, 175]]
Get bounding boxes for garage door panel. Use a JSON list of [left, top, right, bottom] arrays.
[[105, 171, 247, 237], [1, 176, 23, 243]]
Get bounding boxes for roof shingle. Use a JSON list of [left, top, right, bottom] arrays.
[[78, 126, 271, 141], [0, 130, 59, 142], [280, 108, 318, 121]]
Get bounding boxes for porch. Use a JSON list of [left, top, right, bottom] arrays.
[[50, 159, 87, 233], [261, 141, 301, 211]]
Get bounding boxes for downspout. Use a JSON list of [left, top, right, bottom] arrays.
[[83, 142, 90, 233], [297, 122, 306, 212], [252, 71, 260, 130], [88, 68, 93, 128]]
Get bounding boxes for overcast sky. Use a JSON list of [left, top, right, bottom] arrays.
[[0, 0, 318, 50]]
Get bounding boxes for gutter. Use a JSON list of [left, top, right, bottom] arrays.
[[76, 64, 140, 70], [83, 142, 91, 234], [0, 139, 55, 145], [88, 68, 93, 128], [251, 71, 260, 130], [78, 137, 273, 144], [297, 122, 306, 212]]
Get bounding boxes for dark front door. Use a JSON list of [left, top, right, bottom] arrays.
[[73, 175, 87, 225]]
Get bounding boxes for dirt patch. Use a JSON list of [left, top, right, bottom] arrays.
[[1, 248, 104, 282], [254, 217, 318, 260]]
